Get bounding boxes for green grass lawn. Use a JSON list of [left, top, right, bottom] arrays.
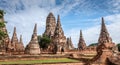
[[0, 58, 80, 64]]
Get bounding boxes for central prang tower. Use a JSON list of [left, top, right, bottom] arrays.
[[44, 12, 56, 37]]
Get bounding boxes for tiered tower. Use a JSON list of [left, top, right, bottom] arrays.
[[98, 17, 112, 45], [78, 30, 86, 50], [90, 17, 115, 64], [66, 37, 74, 50], [25, 24, 40, 55], [52, 15, 66, 53], [44, 12, 56, 37], [11, 27, 19, 51]]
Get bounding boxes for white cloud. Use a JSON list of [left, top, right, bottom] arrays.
[[110, 0, 120, 13]]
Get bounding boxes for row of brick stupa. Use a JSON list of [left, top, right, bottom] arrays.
[[0, 11, 40, 55], [1, 10, 117, 58], [0, 12, 75, 55], [0, 12, 24, 54]]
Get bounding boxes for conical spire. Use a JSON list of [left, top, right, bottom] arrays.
[[98, 17, 112, 44], [11, 27, 18, 42], [19, 35, 23, 43], [101, 17, 108, 34], [70, 37, 74, 48], [31, 24, 38, 41], [90, 17, 115, 63], [25, 23, 40, 54], [11, 27, 19, 51], [54, 15, 64, 36], [66, 37, 70, 49], [33, 23, 37, 34], [66, 37, 74, 50], [12, 27, 16, 39], [79, 30, 84, 43], [13, 27, 16, 35], [57, 15, 61, 26], [52, 15, 66, 53], [80, 30, 82, 38], [78, 30, 86, 50]]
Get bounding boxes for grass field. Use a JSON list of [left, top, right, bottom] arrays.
[[0, 58, 80, 64]]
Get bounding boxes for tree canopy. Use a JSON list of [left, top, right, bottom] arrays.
[[0, 10, 6, 45], [38, 35, 51, 50], [0, 10, 5, 16], [117, 43, 120, 51], [88, 43, 98, 47]]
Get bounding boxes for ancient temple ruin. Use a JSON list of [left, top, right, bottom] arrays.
[[0, 10, 120, 65], [11, 27, 19, 52], [44, 12, 56, 37], [78, 30, 86, 50], [90, 17, 115, 64], [25, 24, 40, 55], [52, 15, 66, 53]]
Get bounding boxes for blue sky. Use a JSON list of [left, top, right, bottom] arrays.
[[0, 0, 120, 47]]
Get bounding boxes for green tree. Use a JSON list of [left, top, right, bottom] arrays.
[[38, 35, 51, 50], [88, 43, 98, 47], [117, 43, 120, 52], [0, 10, 5, 16], [0, 10, 7, 51], [0, 10, 6, 40]]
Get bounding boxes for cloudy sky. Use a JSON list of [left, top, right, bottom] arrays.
[[0, 0, 120, 47]]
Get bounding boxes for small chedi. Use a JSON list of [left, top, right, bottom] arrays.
[[8, 27, 24, 54], [66, 37, 74, 50], [25, 24, 40, 55], [78, 30, 86, 50], [17, 35, 24, 54], [11, 27, 19, 54], [0, 11, 25, 54], [11, 27, 18, 52]]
